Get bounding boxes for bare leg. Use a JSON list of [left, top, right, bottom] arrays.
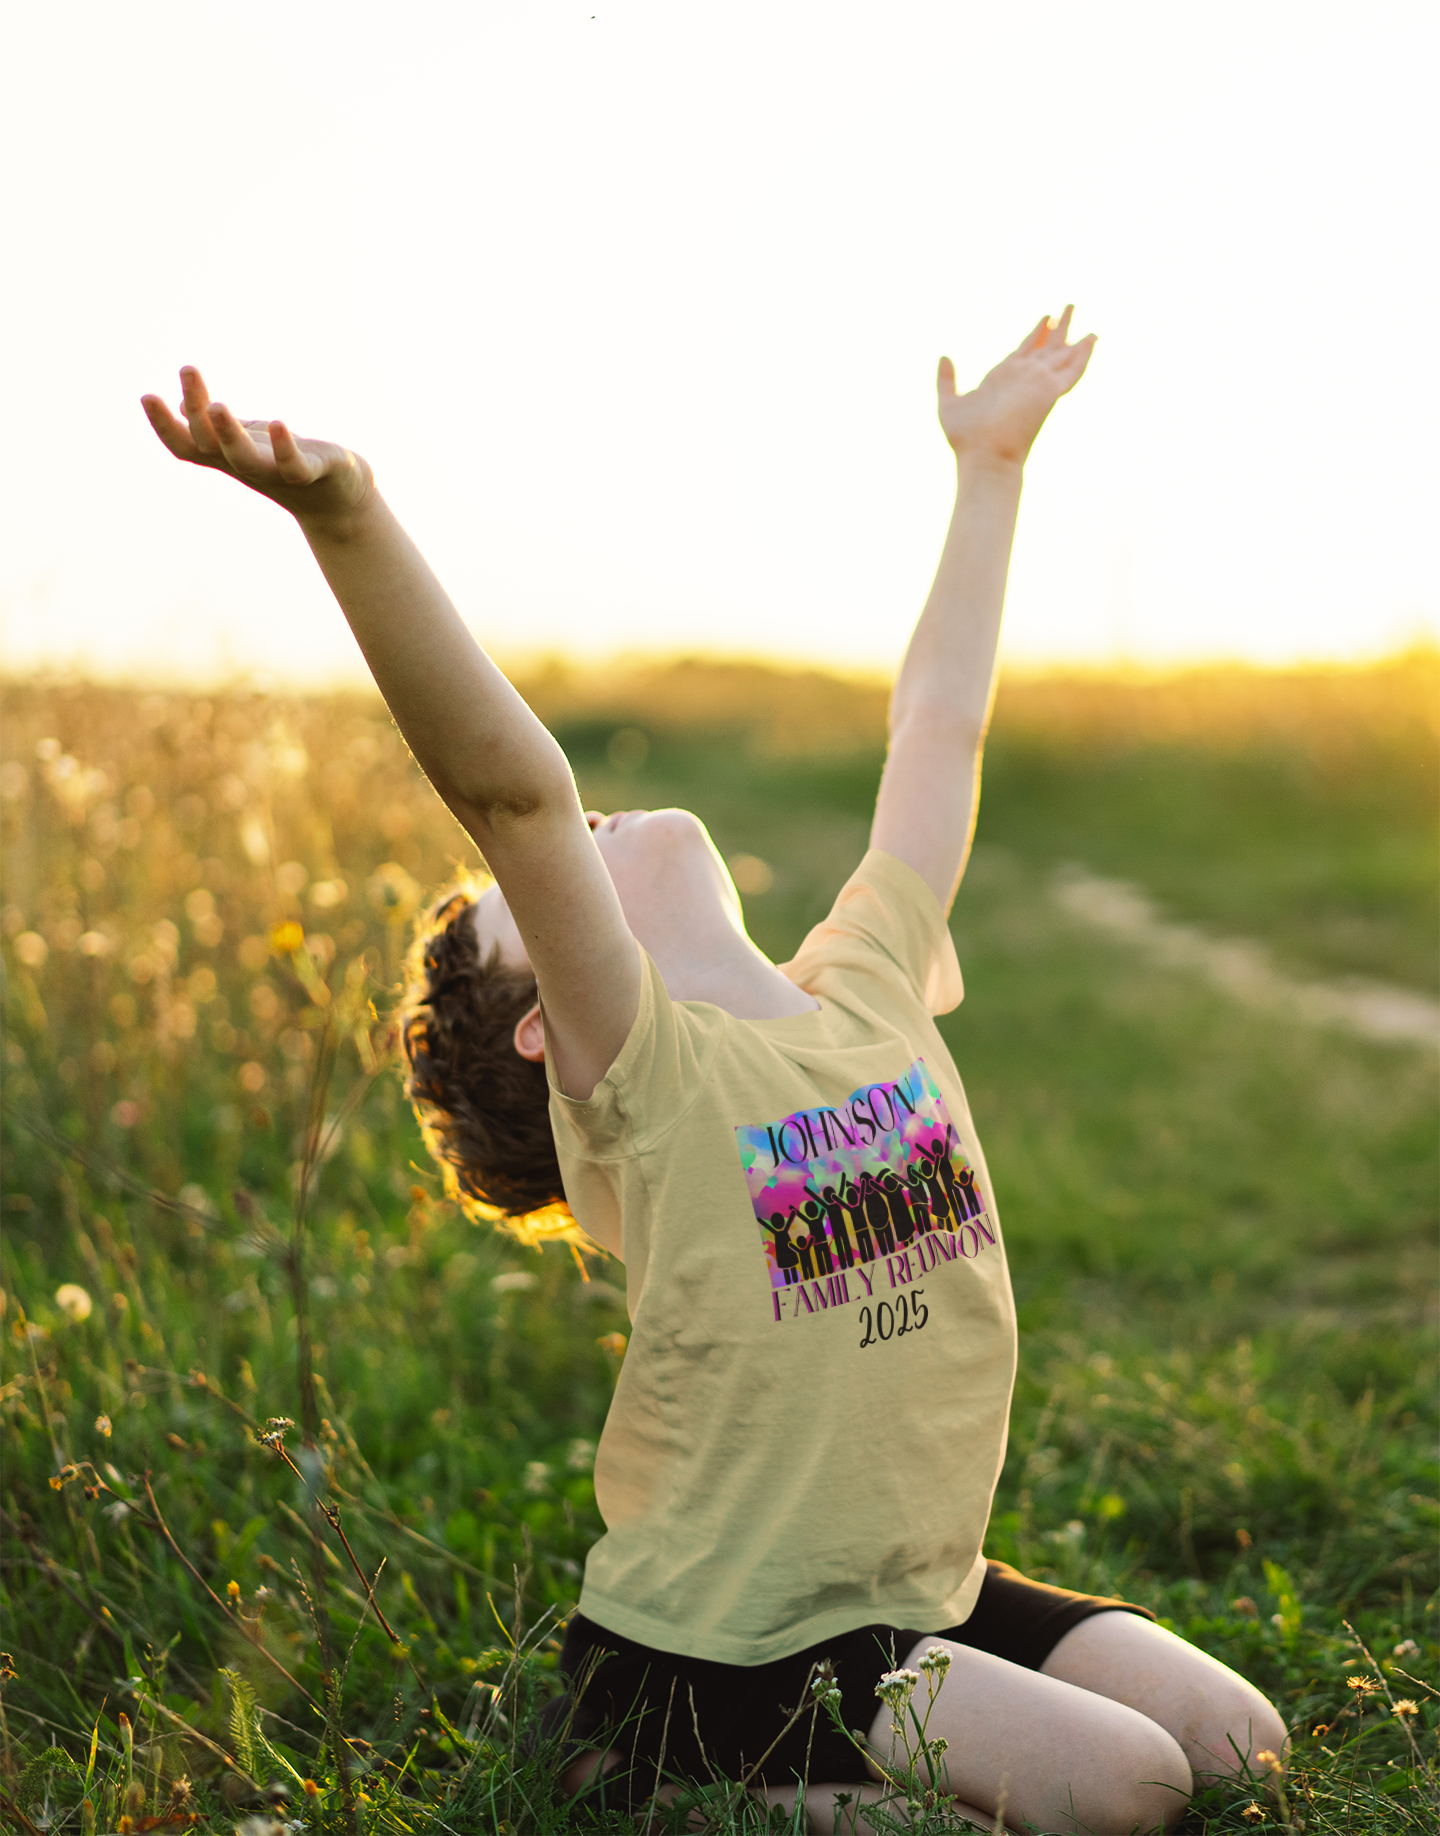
[[877, 1636, 1193, 1834], [1041, 1612, 1289, 1782]]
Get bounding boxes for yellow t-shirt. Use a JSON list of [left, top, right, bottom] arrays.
[[548, 850, 1017, 1665]]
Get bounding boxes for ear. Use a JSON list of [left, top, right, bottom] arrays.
[[512, 1001, 546, 1063]]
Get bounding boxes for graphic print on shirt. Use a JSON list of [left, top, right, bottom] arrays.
[[733, 1058, 995, 1323]]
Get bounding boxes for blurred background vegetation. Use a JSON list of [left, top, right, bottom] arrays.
[[1, 651, 1436, 1833]]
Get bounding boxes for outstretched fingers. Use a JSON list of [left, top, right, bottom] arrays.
[[936, 355, 957, 397], [180, 365, 222, 456], [1055, 331, 1098, 390], [140, 392, 202, 462], [206, 401, 269, 479], [269, 419, 320, 485]]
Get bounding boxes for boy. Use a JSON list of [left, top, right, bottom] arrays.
[[143, 312, 1284, 1833]]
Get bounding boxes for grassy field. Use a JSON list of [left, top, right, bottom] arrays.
[[1, 654, 1436, 1834]]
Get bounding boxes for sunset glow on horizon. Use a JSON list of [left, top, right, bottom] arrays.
[[3, 2, 1435, 688]]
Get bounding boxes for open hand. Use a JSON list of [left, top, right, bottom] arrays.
[[937, 308, 1096, 466], [141, 366, 373, 524]]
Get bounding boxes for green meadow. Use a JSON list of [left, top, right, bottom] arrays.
[[1, 654, 1436, 1833]]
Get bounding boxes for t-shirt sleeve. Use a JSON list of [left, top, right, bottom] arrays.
[[786, 849, 964, 1016], [545, 946, 717, 1254]]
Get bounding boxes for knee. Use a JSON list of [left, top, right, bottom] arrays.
[[1189, 1678, 1289, 1781], [1085, 1720, 1193, 1835]]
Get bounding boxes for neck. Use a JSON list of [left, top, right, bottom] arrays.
[[644, 922, 820, 1019]]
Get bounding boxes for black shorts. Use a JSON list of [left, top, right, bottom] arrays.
[[542, 1560, 1154, 1793]]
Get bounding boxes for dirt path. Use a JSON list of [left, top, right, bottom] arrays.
[[1050, 864, 1439, 1051]]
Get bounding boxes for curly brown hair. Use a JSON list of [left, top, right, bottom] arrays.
[[399, 882, 567, 1224]]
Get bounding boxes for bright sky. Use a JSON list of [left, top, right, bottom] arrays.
[[3, 2, 1435, 685]]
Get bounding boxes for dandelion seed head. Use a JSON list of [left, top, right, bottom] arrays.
[[55, 1283, 93, 1321]]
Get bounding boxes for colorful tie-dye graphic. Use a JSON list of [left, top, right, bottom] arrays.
[[734, 1058, 989, 1296]]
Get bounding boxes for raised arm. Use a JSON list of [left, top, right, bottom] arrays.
[[141, 370, 640, 1097], [871, 309, 1095, 912]]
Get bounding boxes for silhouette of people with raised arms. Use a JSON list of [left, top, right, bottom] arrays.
[[837, 1174, 875, 1261], [761, 1211, 800, 1285], [881, 1167, 917, 1247], [857, 1170, 896, 1257], [814, 1184, 856, 1269], [902, 1159, 933, 1237], [793, 1198, 834, 1275], [954, 1164, 983, 1220], [927, 1130, 969, 1225], [914, 1147, 956, 1232]]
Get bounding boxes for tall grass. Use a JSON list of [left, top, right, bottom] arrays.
[[2, 657, 1435, 1833]]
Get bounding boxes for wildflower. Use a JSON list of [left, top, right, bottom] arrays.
[[875, 1668, 922, 1709], [917, 1645, 952, 1683], [1347, 1675, 1379, 1694], [96, 1414, 112, 1437], [1240, 1803, 1265, 1821], [226, 1580, 241, 1602], [1393, 1699, 1419, 1718], [1255, 1749, 1282, 1774], [301, 1781, 321, 1798], [269, 920, 305, 954], [1231, 1596, 1257, 1616], [1394, 1639, 1420, 1658]]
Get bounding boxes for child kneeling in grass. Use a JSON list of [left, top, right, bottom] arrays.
[[144, 310, 1285, 1833]]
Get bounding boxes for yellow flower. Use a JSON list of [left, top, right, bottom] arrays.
[[269, 921, 304, 954], [1393, 1699, 1419, 1717], [226, 1580, 241, 1602], [96, 1414, 112, 1437]]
